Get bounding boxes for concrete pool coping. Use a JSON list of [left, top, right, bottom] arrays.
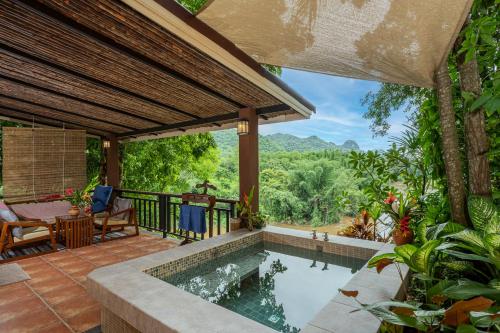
[[87, 227, 410, 333]]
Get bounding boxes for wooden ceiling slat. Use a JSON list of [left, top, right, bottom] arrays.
[[0, 108, 109, 136], [0, 95, 134, 131], [0, 112, 93, 133], [0, 78, 157, 129], [0, 45, 198, 123], [0, 100, 127, 133], [0, 0, 241, 119], [37, 0, 279, 108], [0, 75, 165, 127]]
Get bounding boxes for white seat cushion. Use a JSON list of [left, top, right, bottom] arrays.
[[94, 218, 129, 226], [14, 227, 50, 242]]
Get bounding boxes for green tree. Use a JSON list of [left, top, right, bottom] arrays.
[[121, 134, 219, 193], [361, 0, 499, 209]]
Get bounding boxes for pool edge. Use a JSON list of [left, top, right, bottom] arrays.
[[87, 228, 410, 333]]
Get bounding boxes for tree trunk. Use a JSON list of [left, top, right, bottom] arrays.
[[457, 56, 492, 197], [435, 62, 467, 225]]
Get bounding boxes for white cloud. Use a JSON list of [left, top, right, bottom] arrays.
[[260, 69, 409, 151]]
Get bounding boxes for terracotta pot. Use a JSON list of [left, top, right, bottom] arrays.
[[68, 205, 80, 217], [393, 229, 413, 246]]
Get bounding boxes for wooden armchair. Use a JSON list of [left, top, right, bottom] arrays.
[[93, 206, 138, 242], [0, 220, 56, 255]]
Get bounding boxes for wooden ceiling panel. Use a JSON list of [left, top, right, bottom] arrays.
[[0, 96, 129, 133], [0, 0, 239, 118], [37, 0, 280, 108], [0, 108, 108, 136], [0, 48, 192, 125], [0, 78, 158, 129], [0, 0, 310, 139]]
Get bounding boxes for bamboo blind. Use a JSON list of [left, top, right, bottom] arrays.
[[2, 127, 87, 202]]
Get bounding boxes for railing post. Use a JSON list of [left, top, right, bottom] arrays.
[[166, 195, 171, 235], [158, 194, 167, 238], [230, 203, 236, 218]]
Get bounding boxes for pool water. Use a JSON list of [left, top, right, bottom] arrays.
[[164, 242, 366, 332]]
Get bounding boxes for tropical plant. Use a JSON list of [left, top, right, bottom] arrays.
[[340, 290, 499, 332], [337, 210, 374, 240], [364, 196, 500, 331], [236, 186, 267, 230], [439, 196, 500, 279], [64, 188, 92, 209], [382, 192, 418, 236], [236, 186, 254, 220]]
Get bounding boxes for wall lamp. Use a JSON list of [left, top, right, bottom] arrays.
[[237, 119, 249, 136], [103, 139, 111, 149]]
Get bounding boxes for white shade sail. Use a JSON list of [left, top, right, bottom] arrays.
[[197, 0, 472, 88]]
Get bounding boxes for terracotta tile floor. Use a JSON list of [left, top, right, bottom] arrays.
[[0, 234, 178, 333]]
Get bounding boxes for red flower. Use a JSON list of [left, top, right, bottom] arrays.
[[65, 188, 74, 196], [243, 193, 249, 206], [384, 192, 397, 205], [399, 216, 411, 233]]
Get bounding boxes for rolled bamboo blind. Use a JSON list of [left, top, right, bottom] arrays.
[[2, 127, 87, 202]]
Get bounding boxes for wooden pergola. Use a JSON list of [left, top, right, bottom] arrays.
[[0, 0, 315, 208]]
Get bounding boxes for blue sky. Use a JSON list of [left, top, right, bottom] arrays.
[[260, 68, 407, 151]]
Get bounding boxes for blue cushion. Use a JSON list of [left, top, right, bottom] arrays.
[[91, 185, 113, 213], [0, 208, 23, 239]]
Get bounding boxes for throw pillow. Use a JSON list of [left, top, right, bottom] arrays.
[[0, 208, 23, 239]]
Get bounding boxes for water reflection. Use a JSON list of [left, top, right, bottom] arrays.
[[166, 242, 365, 332]]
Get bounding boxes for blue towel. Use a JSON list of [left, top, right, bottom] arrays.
[[179, 205, 206, 234]]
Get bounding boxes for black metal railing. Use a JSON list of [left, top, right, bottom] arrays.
[[116, 189, 237, 241]]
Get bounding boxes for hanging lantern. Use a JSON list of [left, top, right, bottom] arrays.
[[237, 119, 249, 135], [103, 139, 111, 149]]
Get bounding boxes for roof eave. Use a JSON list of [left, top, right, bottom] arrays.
[[120, 0, 315, 118]]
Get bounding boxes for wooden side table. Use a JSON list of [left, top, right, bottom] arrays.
[[56, 215, 94, 249]]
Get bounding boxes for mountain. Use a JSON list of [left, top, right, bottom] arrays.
[[212, 130, 359, 154]]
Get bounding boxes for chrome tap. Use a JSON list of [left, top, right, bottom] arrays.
[[323, 232, 329, 241], [311, 230, 317, 240]]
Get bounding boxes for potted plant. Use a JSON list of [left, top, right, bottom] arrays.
[[236, 187, 253, 230], [383, 192, 416, 245], [65, 188, 92, 217], [235, 186, 266, 231], [249, 211, 266, 230]]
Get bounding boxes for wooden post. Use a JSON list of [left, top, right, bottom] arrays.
[[239, 107, 259, 212], [105, 136, 120, 188], [99, 137, 107, 185], [435, 62, 467, 225]]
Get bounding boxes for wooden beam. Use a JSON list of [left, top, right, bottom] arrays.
[[105, 136, 120, 187], [239, 107, 259, 212], [116, 104, 290, 138], [20, 0, 245, 110]]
